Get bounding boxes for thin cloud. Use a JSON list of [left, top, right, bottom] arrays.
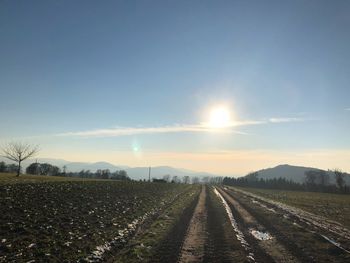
[[345, 108, 350, 111], [268, 117, 304, 123], [56, 124, 246, 138], [56, 116, 305, 138]]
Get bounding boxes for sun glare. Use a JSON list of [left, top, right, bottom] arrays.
[[209, 107, 231, 128]]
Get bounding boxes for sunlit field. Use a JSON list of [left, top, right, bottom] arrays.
[[1, 0, 350, 262], [235, 187, 350, 229]]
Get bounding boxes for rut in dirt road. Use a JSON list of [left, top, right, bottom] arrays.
[[218, 187, 300, 263], [224, 187, 350, 263], [178, 185, 207, 263]]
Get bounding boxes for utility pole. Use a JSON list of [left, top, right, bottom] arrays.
[[148, 166, 151, 182]]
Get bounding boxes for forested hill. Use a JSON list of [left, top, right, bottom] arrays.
[[253, 164, 350, 184]]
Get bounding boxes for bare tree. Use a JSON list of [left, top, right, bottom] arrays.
[[2, 142, 39, 177]]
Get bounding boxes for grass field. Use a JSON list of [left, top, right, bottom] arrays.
[[0, 172, 99, 184], [237, 187, 350, 229]]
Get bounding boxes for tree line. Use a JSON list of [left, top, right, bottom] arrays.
[[0, 161, 20, 174], [0, 160, 131, 181], [223, 169, 349, 194]]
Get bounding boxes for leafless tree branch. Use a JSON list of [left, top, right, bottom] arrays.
[[1, 142, 40, 176]]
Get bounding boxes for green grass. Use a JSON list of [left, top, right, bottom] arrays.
[[236, 187, 350, 229], [0, 172, 101, 184]]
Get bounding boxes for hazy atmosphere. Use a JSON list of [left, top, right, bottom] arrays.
[[2, 1, 350, 263], [1, 0, 349, 175]]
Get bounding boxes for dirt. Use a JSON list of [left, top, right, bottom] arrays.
[[233, 187, 350, 241], [2, 179, 350, 262], [148, 192, 199, 263], [217, 187, 300, 263], [178, 185, 207, 262], [0, 181, 191, 263], [224, 186, 350, 263], [231, 187, 350, 252], [204, 186, 248, 263]]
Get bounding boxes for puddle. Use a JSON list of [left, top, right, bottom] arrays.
[[249, 229, 273, 241], [214, 187, 255, 262]]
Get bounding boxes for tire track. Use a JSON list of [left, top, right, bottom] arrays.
[[218, 187, 300, 263], [178, 185, 207, 263], [213, 187, 255, 262], [230, 187, 350, 252]]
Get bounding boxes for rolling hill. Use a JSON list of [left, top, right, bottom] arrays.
[[253, 164, 350, 185]]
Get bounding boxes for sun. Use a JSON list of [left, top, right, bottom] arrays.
[[209, 107, 231, 128]]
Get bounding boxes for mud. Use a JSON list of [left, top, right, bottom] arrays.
[[225, 187, 350, 263], [218, 187, 300, 263]]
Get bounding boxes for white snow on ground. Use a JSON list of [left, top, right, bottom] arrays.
[[213, 187, 255, 262], [84, 191, 185, 262], [249, 229, 273, 241]]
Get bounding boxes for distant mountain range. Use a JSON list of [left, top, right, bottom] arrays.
[[1, 157, 349, 184], [252, 164, 350, 185], [0, 157, 216, 181]]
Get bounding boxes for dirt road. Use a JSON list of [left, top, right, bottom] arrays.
[[107, 185, 350, 263], [175, 186, 350, 262], [178, 185, 207, 262]]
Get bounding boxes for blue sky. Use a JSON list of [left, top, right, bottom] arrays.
[[1, 1, 349, 175]]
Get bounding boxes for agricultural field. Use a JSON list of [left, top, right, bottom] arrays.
[[0, 173, 92, 184], [0, 173, 196, 262], [236, 187, 350, 229], [1, 173, 350, 262]]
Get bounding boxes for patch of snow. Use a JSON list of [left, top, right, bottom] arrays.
[[249, 229, 272, 241]]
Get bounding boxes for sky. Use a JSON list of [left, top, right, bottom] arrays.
[[0, 0, 349, 175]]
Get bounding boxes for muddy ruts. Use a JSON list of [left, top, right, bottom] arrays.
[[178, 185, 207, 262], [148, 190, 200, 263], [203, 187, 248, 263], [217, 188, 276, 262], [223, 188, 314, 263], [224, 187, 350, 263]]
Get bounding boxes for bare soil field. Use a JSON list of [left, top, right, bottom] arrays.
[[1, 173, 349, 263], [0, 173, 194, 262]]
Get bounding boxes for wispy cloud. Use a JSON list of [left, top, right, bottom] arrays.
[[56, 124, 246, 138], [56, 116, 305, 138], [345, 108, 350, 111], [268, 117, 304, 123]]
